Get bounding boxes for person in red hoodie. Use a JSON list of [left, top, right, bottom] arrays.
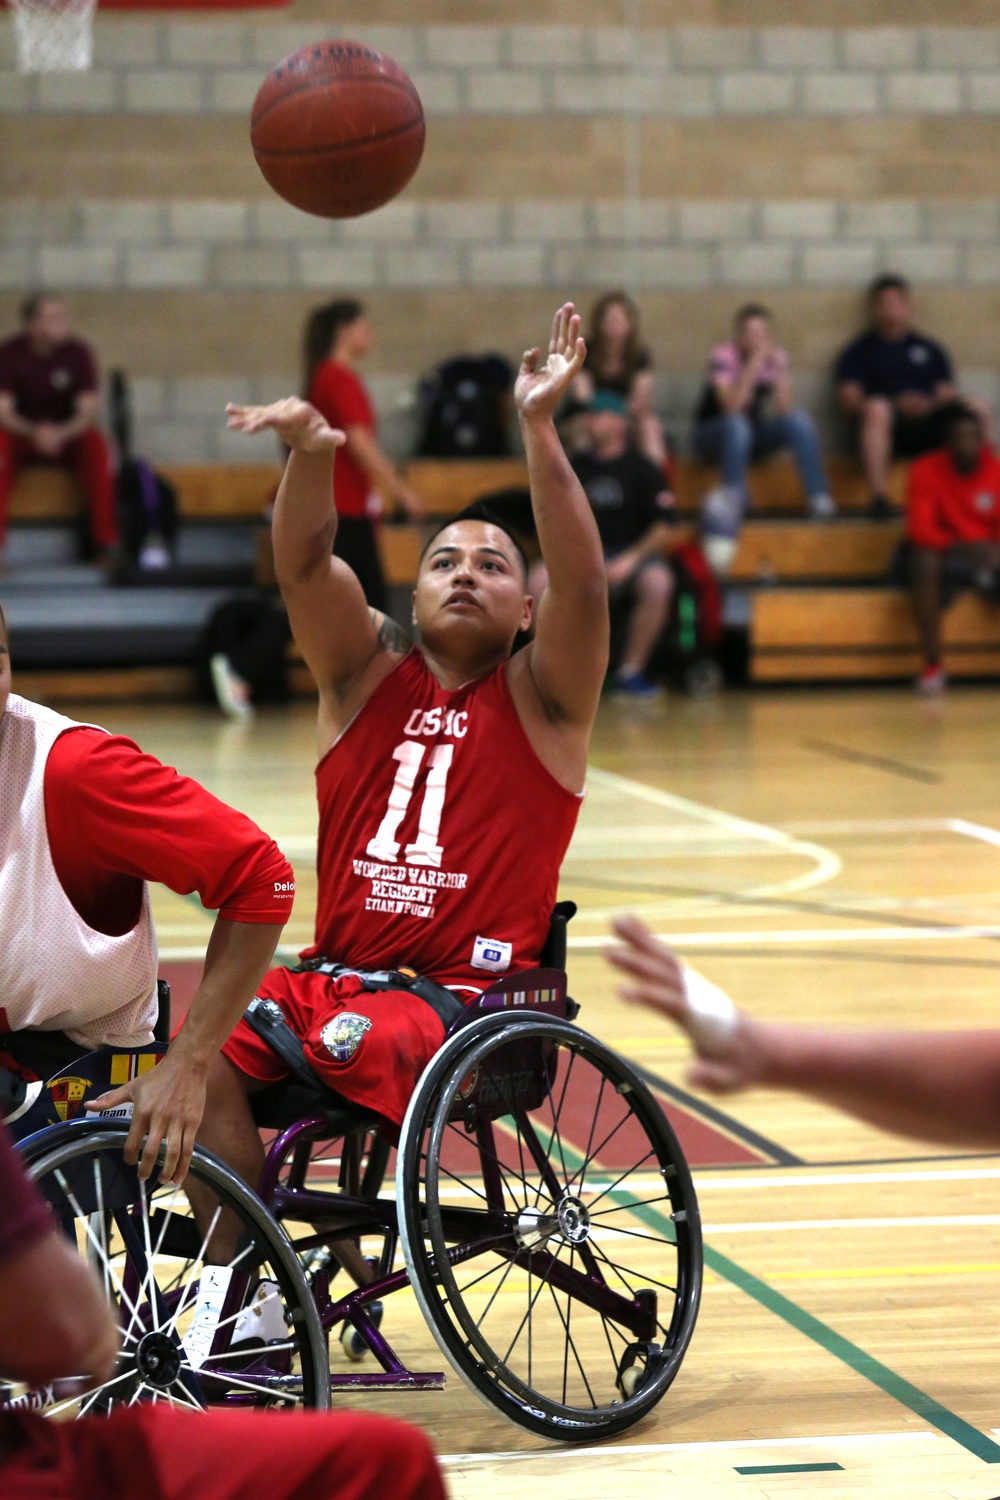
[[904, 403, 1000, 695]]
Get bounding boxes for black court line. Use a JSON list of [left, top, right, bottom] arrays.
[[632, 1061, 803, 1167], [801, 737, 942, 785]]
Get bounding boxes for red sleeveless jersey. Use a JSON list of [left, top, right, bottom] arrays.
[[305, 650, 581, 991]]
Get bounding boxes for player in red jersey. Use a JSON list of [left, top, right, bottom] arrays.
[[198, 304, 608, 1206]]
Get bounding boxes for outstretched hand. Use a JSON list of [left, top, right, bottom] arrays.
[[225, 397, 346, 454], [515, 303, 587, 422], [606, 914, 762, 1093]]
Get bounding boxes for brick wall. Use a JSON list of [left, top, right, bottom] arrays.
[[2, 11, 999, 463]]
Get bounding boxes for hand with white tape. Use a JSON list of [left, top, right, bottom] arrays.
[[607, 914, 762, 1093]]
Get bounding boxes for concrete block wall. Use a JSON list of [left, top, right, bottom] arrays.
[[2, 7, 1000, 463]]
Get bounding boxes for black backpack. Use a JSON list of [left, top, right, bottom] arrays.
[[109, 369, 178, 565], [416, 355, 513, 458]]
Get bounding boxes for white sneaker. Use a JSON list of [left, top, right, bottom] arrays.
[[181, 1264, 233, 1369], [210, 653, 254, 721], [232, 1280, 288, 1345], [138, 533, 171, 570], [808, 493, 837, 519]]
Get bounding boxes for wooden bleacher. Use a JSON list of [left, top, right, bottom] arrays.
[[14, 453, 999, 693], [751, 589, 1000, 683]]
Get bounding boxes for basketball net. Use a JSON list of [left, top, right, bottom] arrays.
[[8, 0, 97, 72]]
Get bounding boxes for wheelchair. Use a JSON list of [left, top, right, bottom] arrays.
[[4, 909, 703, 1442]]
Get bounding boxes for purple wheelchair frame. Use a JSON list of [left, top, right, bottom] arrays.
[[253, 966, 658, 1396]]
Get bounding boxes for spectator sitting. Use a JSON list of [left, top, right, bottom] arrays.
[[693, 304, 835, 572], [572, 290, 671, 479], [0, 292, 119, 565], [900, 403, 1000, 697], [835, 273, 985, 518], [567, 390, 676, 697], [302, 298, 422, 613]]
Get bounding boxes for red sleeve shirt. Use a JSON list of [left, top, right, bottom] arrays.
[[0, 1122, 50, 1265], [906, 447, 1000, 550], [0, 334, 99, 425], [307, 358, 376, 520], [43, 728, 294, 937]]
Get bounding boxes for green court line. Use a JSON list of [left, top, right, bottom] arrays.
[[541, 1122, 1000, 1466], [734, 1463, 843, 1475]]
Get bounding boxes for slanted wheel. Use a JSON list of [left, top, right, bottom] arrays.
[[396, 1015, 701, 1441], [8, 1124, 329, 1417]]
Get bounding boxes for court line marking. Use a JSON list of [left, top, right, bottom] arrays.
[[694, 1168, 1000, 1190], [635, 1061, 802, 1167], [438, 1431, 937, 1465], [571, 924, 1000, 949], [584, 767, 842, 897], [553, 1142, 1000, 1464], [703, 1215, 1000, 1234]]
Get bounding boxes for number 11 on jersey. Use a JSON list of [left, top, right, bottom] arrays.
[[366, 740, 455, 868]]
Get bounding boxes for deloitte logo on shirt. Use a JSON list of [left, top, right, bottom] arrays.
[[273, 880, 295, 893]]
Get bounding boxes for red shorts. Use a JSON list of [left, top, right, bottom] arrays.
[[0, 1406, 445, 1500], [222, 967, 448, 1128]]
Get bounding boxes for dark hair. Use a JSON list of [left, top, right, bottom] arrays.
[[301, 298, 365, 396], [586, 290, 647, 388], [0, 601, 7, 637], [735, 303, 772, 326], [20, 291, 59, 324], [943, 400, 982, 437], [869, 273, 910, 302], [419, 505, 530, 583]]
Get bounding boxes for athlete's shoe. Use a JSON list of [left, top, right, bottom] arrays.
[[613, 671, 659, 699], [807, 492, 837, 519], [231, 1280, 288, 1346], [916, 664, 947, 697], [210, 652, 254, 721]]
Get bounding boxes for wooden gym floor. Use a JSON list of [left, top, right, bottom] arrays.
[[64, 684, 1000, 1500]]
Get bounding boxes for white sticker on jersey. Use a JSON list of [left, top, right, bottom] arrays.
[[471, 936, 512, 973]]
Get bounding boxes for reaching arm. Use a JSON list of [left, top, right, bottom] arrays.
[[344, 424, 423, 518], [516, 304, 609, 726], [608, 915, 1000, 1148], [226, 399, 408, 724]]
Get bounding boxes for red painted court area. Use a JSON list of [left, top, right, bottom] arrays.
[[164, 960, 763, 1172]]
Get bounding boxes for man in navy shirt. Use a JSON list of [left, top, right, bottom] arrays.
[[835, 274, 959, 516]]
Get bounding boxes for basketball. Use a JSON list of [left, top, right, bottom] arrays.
[[250, 41, 425, 220]]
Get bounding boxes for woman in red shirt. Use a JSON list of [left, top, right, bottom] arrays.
[[303, 300, 422, 611]]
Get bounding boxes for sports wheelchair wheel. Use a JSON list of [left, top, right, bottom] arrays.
[[396, 1016, 701, 1441], [9, 1124, 329, 1417]]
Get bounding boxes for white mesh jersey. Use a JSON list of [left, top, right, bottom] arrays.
[[0, 694, 158, 1048]]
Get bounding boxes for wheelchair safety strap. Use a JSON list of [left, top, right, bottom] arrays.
[[243, 997, 320, 1088], [293, 958, 466, 1031]]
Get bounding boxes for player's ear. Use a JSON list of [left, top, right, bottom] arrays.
[[519, 595, 534, 633]]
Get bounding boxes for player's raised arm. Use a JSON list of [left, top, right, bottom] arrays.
[[516, 304, 609, 724], [226, 398, 406, 720]]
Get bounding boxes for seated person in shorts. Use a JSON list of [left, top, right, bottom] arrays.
[[0, 293, 119, 565], [835, 274, 964, 517], [570, 390, 676, 697], [0, 602, 292, 1184], [900, 404, 1000, 697], [693, 303, 834, 539], [0, 1119, 446, 1500], [200, 305, 608, 1224]]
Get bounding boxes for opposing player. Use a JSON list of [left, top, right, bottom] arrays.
[[0, 603, 293, 1183], [200, 304, 607, 1198]]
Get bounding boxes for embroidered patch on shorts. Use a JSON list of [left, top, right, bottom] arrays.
[[320, 1012, 372, 1064]]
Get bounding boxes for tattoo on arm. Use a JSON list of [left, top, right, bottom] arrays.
[[369, 608, 411, 656]]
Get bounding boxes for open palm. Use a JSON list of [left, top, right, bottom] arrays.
[[515, 303, 587, 421], [225, 397, 345, 454]]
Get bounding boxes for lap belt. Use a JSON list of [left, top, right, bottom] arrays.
[[243, 961, 466, 1084], [293, 958, 467, 1030]]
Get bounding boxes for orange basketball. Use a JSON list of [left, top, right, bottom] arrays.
[[250, 41, 425, 219]]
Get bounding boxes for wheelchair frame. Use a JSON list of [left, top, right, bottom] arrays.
[[7, 909, 704, 1441]]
